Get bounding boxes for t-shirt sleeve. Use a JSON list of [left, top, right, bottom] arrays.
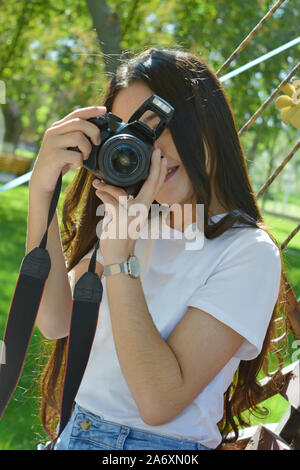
[[81, 246, 104, 265], [186, 236, 282, 360]]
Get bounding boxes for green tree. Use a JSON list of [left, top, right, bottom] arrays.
[[0, 0, 298, 155]]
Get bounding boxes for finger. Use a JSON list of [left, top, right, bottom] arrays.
[[95, 191, 119, 224], [155, 156, 168, 194], [92, 180, 128, 202], [136, 148, 163, 204], [49, 118, 101, 146], [95, 190, 118, 209], [60, 149, 84, 169], [55, 132, 92, 160], [97, 188, 130, 215], [51, 106, 107, 127]]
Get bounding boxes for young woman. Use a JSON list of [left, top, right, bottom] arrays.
[[30, 47, 287, 450]]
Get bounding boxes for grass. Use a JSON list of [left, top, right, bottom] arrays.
[[261, 199, 300, 220], [262, 212, 300, 298], [0, 176, 299, 449]]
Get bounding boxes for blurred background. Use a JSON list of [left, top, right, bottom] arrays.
[[0, 0, 299, 450]]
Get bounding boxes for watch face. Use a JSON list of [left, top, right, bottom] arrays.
[[128, 255, 142, 278]]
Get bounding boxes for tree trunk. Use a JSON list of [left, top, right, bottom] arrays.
[[86, 0, 122, 75], [2, 100, 22, 152]]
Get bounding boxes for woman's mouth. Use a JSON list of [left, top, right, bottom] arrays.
[[164, 165, 179, 182]]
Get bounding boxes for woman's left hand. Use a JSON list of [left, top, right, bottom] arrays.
[[92, 147, 167, 265]]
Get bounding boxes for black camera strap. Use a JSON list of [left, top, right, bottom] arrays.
[[0, 171, 103, 450]]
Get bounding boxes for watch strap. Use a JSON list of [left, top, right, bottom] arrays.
[[103, 259, 128, 276], [103, 253, 142, 278]]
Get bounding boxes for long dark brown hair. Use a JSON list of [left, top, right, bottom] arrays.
[[39, 46, 289, 446]]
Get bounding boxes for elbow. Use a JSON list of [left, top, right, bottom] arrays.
[[138, 399, 165, 427], [140, 385, 190, 426], [140, 400, 181, 427], [142, 410, 177, 427], [140, 412, 161, 427]]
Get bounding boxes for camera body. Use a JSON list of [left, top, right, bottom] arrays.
[[69, 95, 174, 198]]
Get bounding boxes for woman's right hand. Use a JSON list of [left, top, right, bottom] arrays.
[[29, 106, 107, 195]]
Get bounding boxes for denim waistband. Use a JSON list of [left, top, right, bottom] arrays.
[[50, 402, 212, 451]]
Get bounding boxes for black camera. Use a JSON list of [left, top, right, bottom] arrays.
[[69, 94, 174, 198]]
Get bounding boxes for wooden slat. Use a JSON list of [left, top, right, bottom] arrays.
[[276, 405, 300, 449], [254, 360, 300, 408], [233, 361, 299, 415], [244, 424, 292, 450], [216, 439, 250, 450], [217, 423, 280, 450], [278, 362, 300, 410], [218, 363, 300, 450]]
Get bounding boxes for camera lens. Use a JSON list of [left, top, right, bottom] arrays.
[[111, 144, 139, 175]]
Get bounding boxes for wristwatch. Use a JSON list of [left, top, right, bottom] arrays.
[[103, 253, 142, 279]]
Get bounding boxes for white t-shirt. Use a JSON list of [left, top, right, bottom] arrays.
[[75, 209, 281, 449]]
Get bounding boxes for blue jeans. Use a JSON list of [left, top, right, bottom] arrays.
[[37, 403, 211, 450]]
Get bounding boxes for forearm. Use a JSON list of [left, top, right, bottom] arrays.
[[26, 186, 72, 338], [105, 268, 184, 424]]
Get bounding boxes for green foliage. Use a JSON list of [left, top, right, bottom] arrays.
[[0, 1, 107, 146], [0, 0, 299, 152]]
